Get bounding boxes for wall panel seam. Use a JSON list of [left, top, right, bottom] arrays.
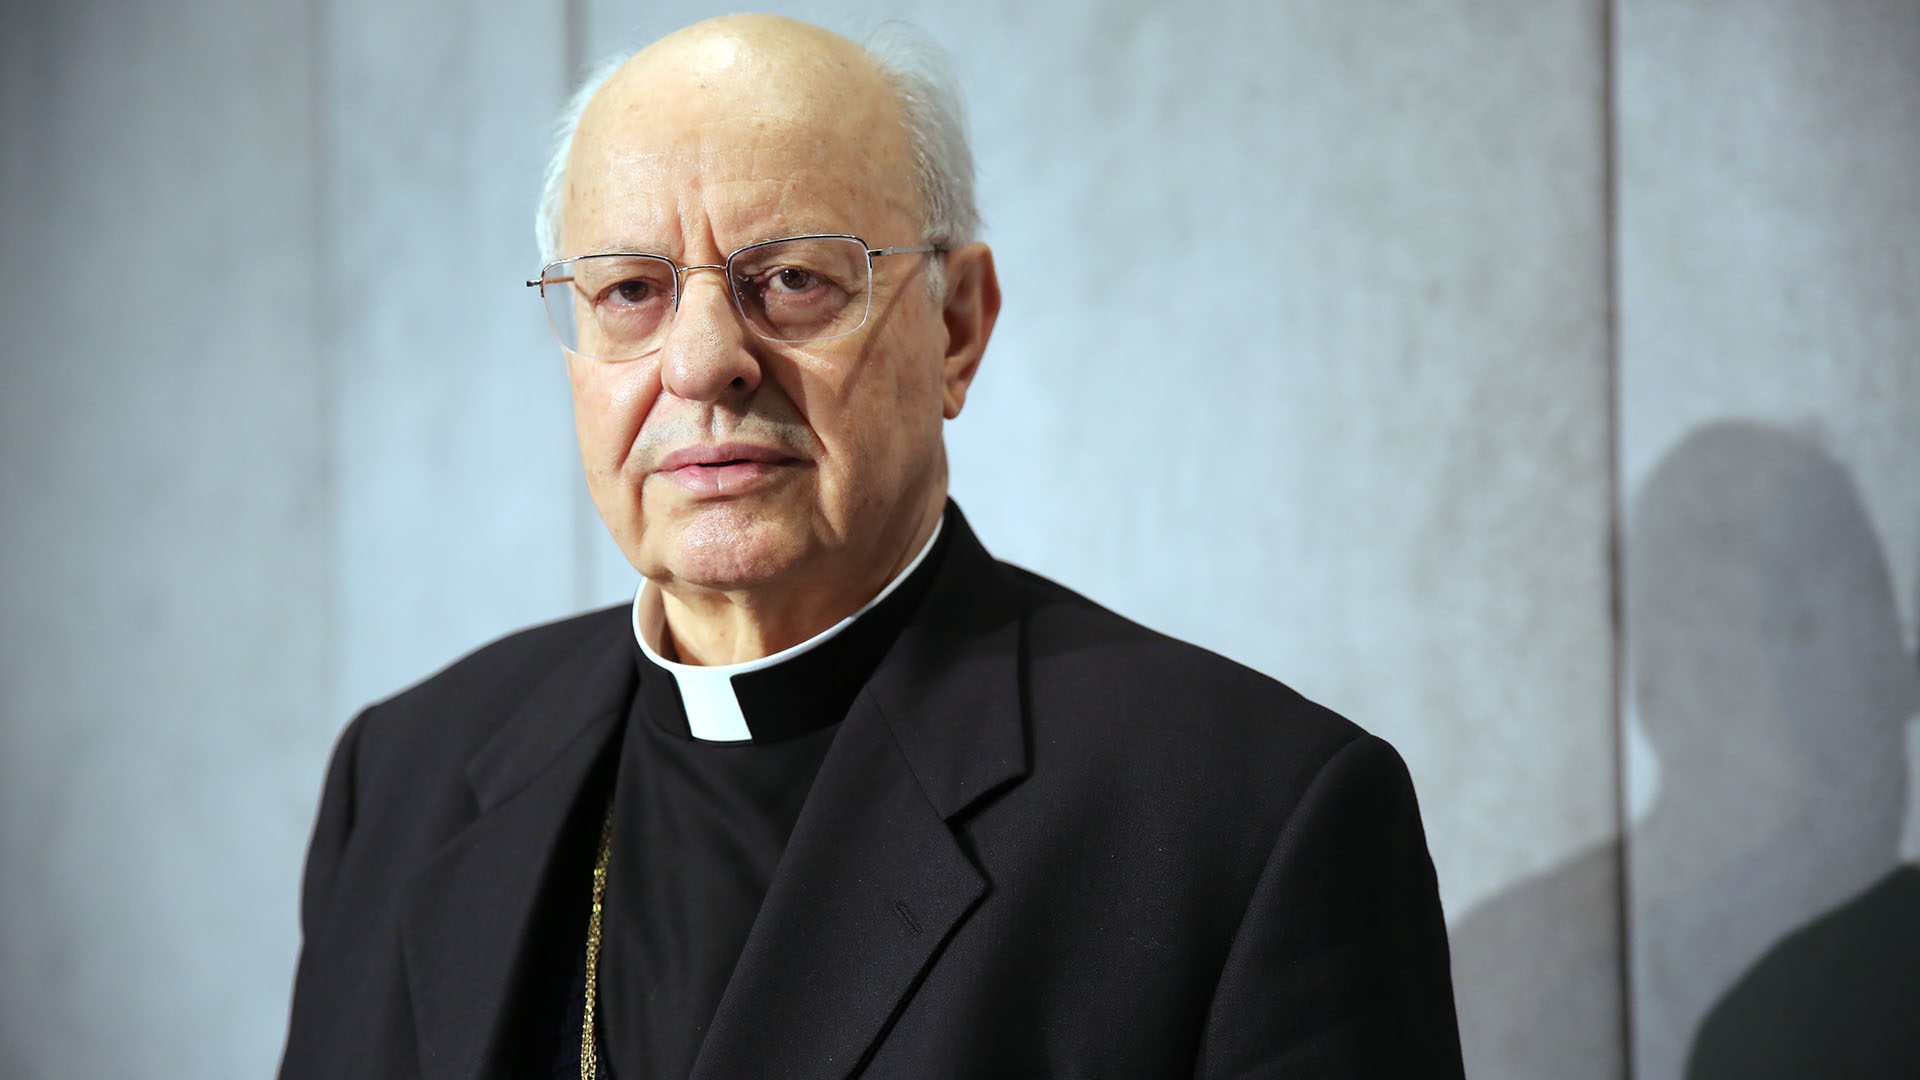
[[1602, 0, 1634, 1076]]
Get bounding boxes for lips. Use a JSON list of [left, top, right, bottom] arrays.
[[656, 443, 797, 472], [653, 442, 802, 497]]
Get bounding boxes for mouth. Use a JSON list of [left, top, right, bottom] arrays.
[[653, 443, 803, 497]]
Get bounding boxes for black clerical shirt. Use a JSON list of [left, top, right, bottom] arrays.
[[588, 522, 949, 1078]]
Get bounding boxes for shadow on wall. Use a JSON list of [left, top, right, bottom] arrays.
[[1450, 420, 1920, 1080], [1655, 423, 1920, 1078]]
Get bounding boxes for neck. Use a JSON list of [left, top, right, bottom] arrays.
[[657, 496, 945, 666]]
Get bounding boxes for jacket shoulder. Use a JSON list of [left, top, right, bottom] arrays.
[[348, 604, 630, 777], [372, 603, 629, 713], [1009, 564, 1356, 731], [1005, 563, 1373, 803]]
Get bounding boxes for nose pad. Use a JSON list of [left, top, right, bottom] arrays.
[[658, 267, 762, 401]]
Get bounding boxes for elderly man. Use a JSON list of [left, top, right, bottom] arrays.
[[280, 15, 1461, 1079]]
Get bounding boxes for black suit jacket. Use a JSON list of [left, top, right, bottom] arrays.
[[280, 510, 1463, 1078]]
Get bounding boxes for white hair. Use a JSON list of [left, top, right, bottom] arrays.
[[533, 52, 628, 265], [532, 21, 981, 270]]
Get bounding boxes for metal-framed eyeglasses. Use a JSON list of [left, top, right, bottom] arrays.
[[526, 234, 945, 361]]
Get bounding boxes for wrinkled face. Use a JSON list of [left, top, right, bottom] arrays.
[[558, 31, 956, 597]]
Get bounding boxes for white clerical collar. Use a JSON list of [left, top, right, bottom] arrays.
[[631, 518, 944, 741]]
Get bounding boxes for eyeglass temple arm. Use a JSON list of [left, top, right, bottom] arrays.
[[868, 243, 946, 258]]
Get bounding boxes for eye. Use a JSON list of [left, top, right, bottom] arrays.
[[770, 266, 818, 294], [606, 277, 658, 306]]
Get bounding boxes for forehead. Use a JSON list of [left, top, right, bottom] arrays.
[[562, 40, 920, 255]]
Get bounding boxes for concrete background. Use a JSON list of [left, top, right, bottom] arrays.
[[1616, 3, 1920, 1077], [1, 1, 1913, 1077]]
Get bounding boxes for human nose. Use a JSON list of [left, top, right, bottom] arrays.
[[657, 266, 763, 401]]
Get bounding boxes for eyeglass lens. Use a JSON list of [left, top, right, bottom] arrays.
[[541, 236, 875, 359]]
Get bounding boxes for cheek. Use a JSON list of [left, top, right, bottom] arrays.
[[569, 359, 658, 470], [810, 341, 946, 494]]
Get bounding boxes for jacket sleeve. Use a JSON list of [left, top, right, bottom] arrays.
[[278, 709, 370, 1079], [297, 709, 368, 937], [1195, 733, 1464, 1079]]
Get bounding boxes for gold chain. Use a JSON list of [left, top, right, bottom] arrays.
[[581, 800, 616, 1080]]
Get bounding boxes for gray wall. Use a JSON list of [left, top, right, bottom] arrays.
[[1, 2, 1913, 1078], [1618, 3, 1920, 1077]]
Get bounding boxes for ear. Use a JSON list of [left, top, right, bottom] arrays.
[[937, 242, 1000, 420]]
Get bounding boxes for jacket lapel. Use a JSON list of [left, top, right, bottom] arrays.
[[690, 509, 1031, 1079], [398, 621, 635, 1080]]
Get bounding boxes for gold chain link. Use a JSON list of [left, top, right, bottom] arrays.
[[581, 800, 616, 1080]]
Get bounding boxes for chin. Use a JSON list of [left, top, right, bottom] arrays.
[[644, 506, 811, 589]]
